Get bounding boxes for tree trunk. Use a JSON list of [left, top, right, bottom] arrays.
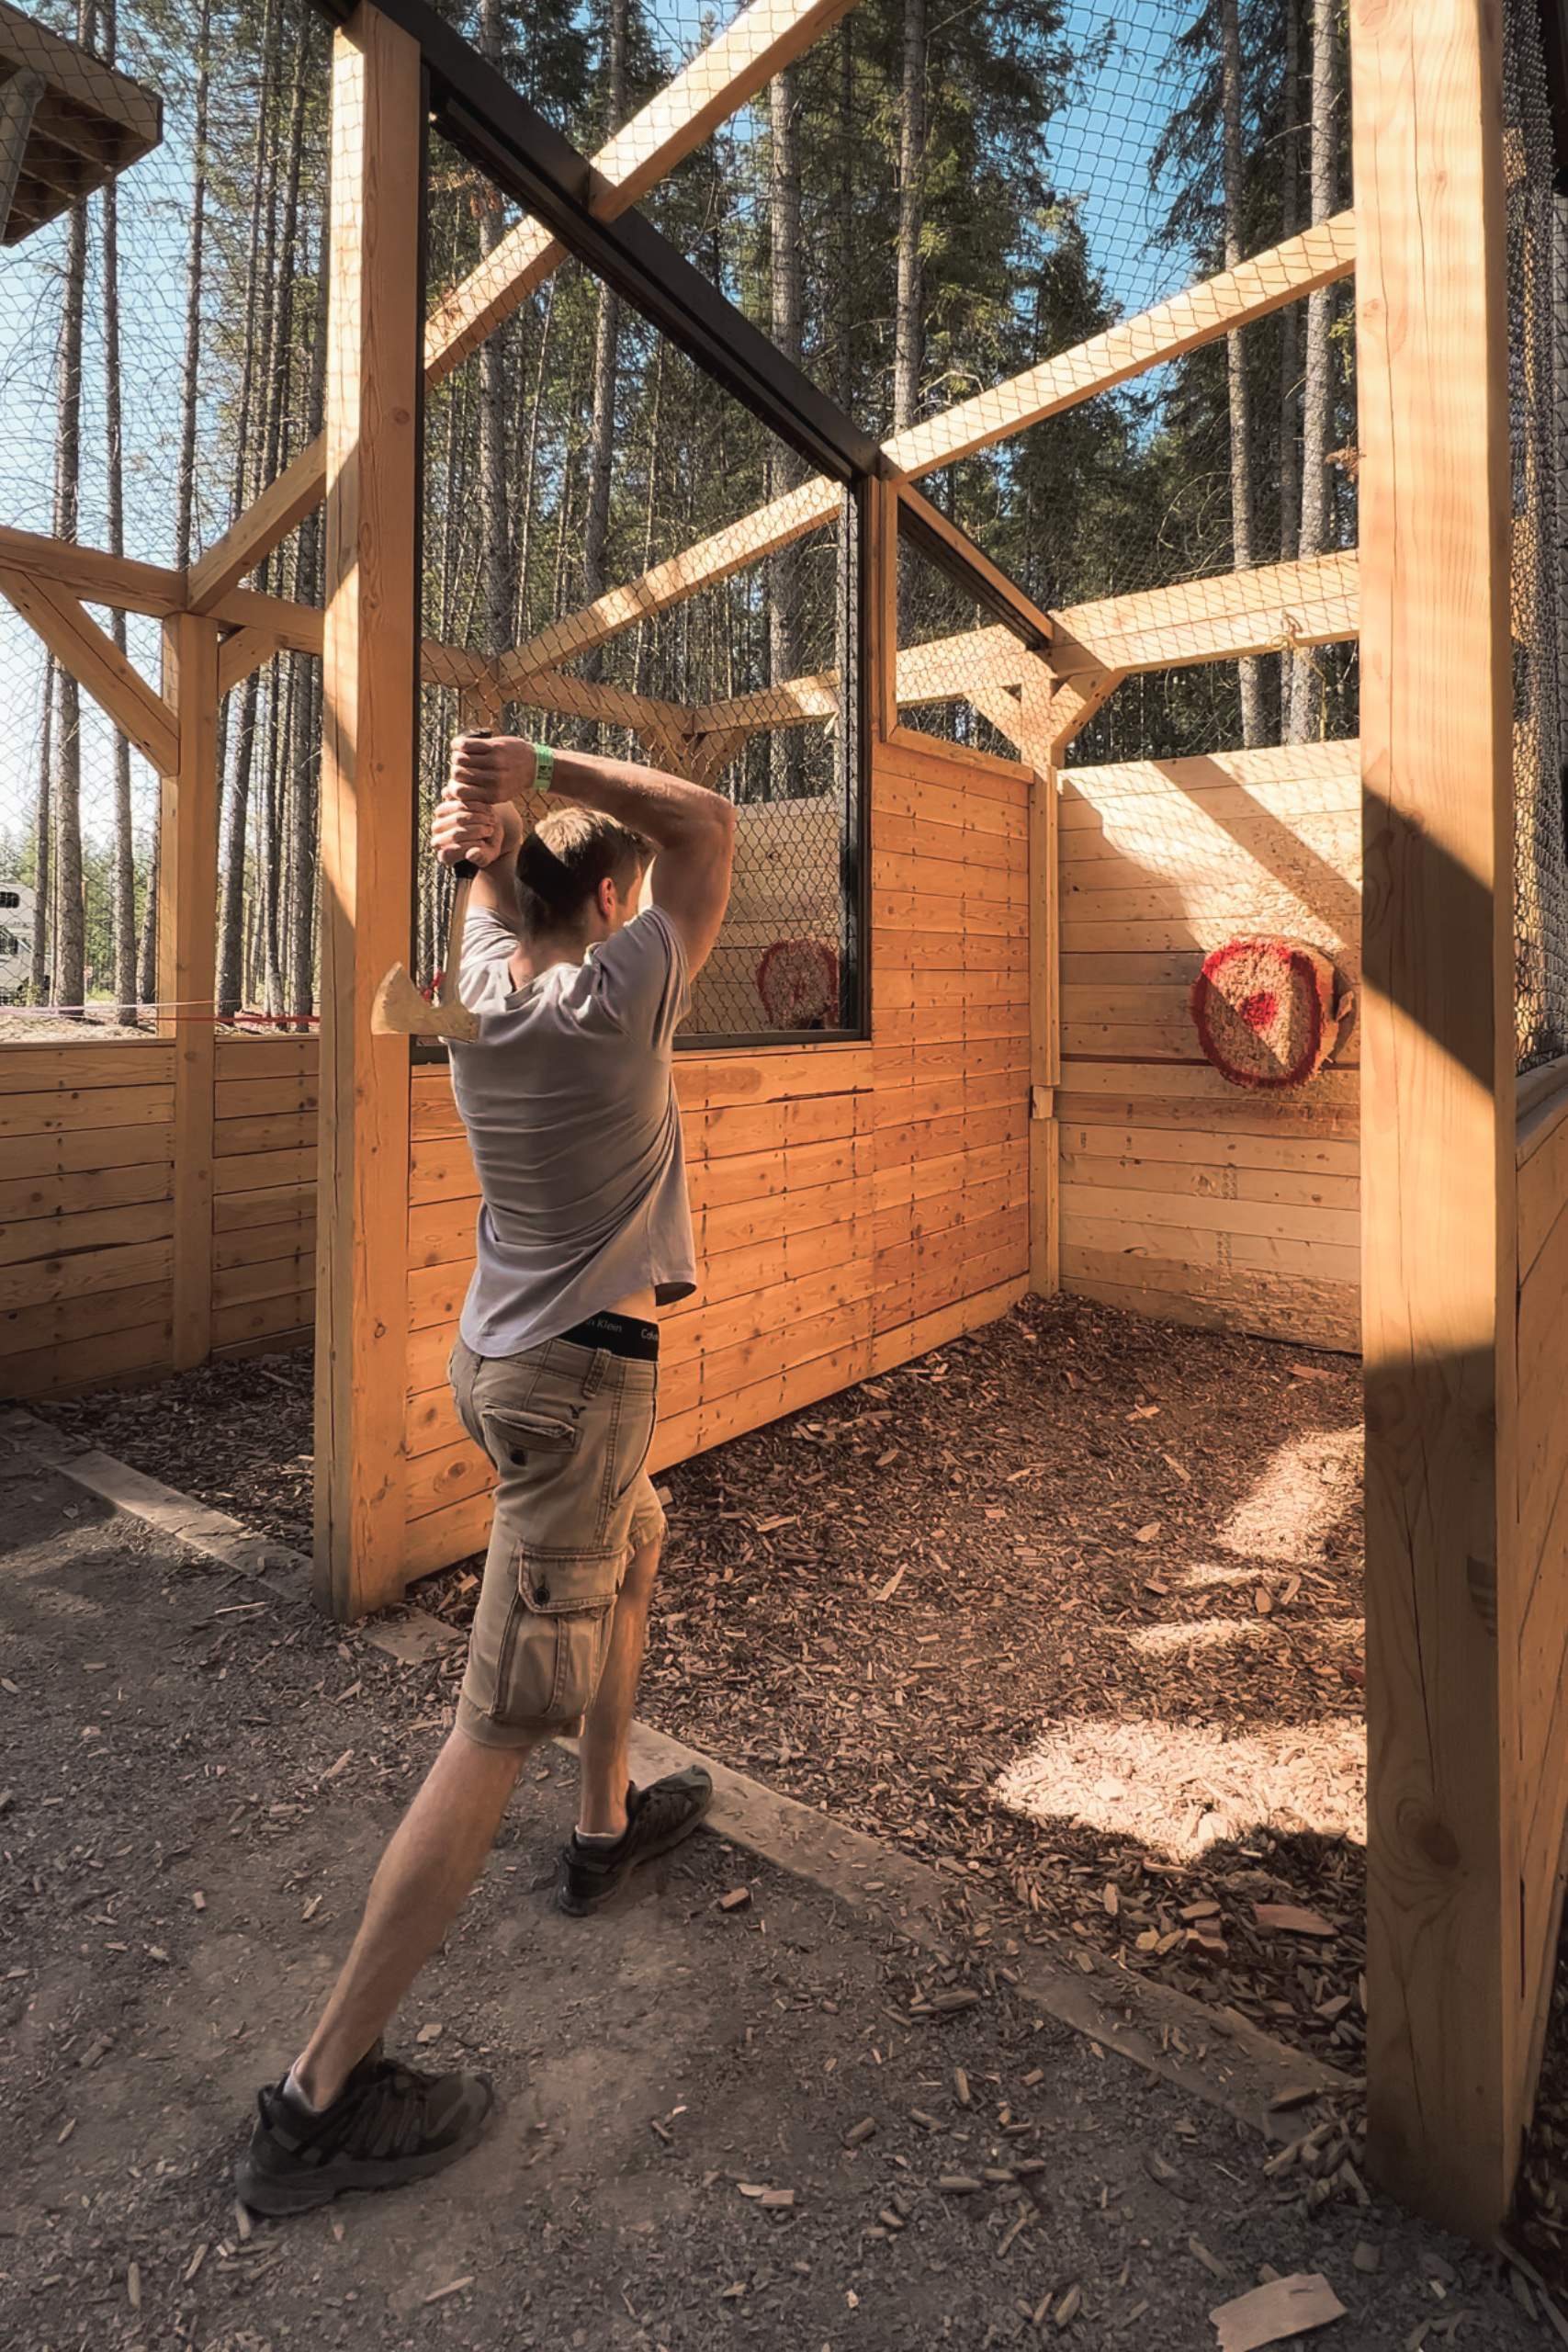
[[769, 62, 804, 800], [30, 659, 52, 1001], [579, 0, 626, 748], [1277, 0, 1302, 729], [253, 8, 309, 1019], [837, 17, 855, 415], [51, 7, 91, 1016], [287, 202, 329, 1023], [215, 0, 280, 1019], [100, 0, 137, 1025], [1290, 0, 1338, 741], [1220, 0, 1262, 748], [478, 0, 511, 658], [174, 0, 210, 571], [893, 0, 927, 433], [513, 279, 556, 653]]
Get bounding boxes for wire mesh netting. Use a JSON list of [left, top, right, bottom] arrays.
[[1506, 0, 1568, 1076], [645, 0, 1358, 764], [0, 0, 332, 1031], [895, 526, 1032, 764], [0, 0, 1372, 1042], [416, 138, 863, 1042]]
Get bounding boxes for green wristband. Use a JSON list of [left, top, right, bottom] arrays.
[[531, 741, 555, 793]]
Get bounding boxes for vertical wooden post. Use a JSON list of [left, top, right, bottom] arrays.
[[1020, 662, 1058, 1295], [866, 471, 899, 745], [1353, 0, 1519, 2234], [158, 613, 220, 1371], [316, 0, 421, 1621]]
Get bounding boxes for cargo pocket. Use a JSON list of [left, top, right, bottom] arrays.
[[494, 1547, 622, 1724]]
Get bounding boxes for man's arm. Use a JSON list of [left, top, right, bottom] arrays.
[[449, 735, 737, 974]]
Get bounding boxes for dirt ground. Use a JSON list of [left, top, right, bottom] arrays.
[[24, 1291, 1568, 2290], [36, 1297, 1369, 2056], [0, 1434, 1552, 2351]]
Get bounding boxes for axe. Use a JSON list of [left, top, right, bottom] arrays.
[[371, 732, 490, 1044]]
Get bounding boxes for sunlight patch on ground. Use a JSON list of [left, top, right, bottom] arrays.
[[994, 1714, 1367, 1858], [1126, 1616, 1280, 1659], [1214, 1428, 1362, 1563]]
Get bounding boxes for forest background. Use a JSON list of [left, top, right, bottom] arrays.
[[0, 0, 1356, 1024]]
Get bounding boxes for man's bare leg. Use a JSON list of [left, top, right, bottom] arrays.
[[292, 1726, 536, 2109], [577, 1538, 660, 1838]]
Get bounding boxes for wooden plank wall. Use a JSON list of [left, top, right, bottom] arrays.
[[1056, 738, 1361, 1352], [1512, 1096, 1568, 2146], [210, 1036, 319, 1356], [0, 1034, 318, 1397], [400, 727, 1032, 1581]]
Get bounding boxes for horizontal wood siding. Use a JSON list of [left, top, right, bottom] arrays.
[[1057, 739, 1361, 1351], [402, 731, 1032, 1580], [209, 1036, 318, 1358], [0, 1034, 319, 1396]]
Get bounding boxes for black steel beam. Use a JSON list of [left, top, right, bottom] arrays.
[[1543, 0, 1568, 173], [308, 0, 881, 485], [896, 483, 1053, 652]]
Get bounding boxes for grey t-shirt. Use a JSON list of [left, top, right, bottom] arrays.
[[449, 901, 697, 1358]]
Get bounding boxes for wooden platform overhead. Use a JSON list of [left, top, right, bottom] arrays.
[[0, 0, 162, 246]]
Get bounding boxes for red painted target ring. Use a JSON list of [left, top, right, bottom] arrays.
[[1189, 937, 1349, 1090], [756, 938, 840, 1029]]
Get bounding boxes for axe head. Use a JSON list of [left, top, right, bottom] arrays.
[[371, 962, 480, 1044]]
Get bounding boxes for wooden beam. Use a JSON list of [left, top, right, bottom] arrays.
[[0, 66, 45, 240], [0, 525, 328, 662], [423, 0, 859, 382], [157, 616, 220, 1370], [188, 0, 857, 615], [502, 476, 840, 684], [897, 624, 1023, 708], [1042, 668, 1127, 759], [316, 0, 421, 1623], [866, 474, 898, 745], [0, 564, 178, 772], [1047, 550, 1359, 680], [215, 582, 324, 655], [0, 521, 184, 612], [186, 451, 329, 617], [1353, 0, 1516, 2238], [217, 628, 283, 703], [886, 212, 1357, 480], [1013, 668, 1057, 1296], [690, 671, 840, 733]]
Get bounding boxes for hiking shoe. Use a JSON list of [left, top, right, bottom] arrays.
[[558, 1765, 714, 1917], [235, 2041, 493, 2216]]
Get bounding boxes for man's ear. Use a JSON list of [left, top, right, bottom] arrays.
[[596, 874, 617, 922]]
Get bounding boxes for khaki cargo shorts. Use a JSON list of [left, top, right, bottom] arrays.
[[449, 1333, 666, 1748]]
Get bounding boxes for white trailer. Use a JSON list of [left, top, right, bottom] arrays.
[[0, 881, 37, 1001]]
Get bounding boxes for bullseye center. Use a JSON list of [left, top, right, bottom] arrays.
[[1240, 989, 1278, 1034]]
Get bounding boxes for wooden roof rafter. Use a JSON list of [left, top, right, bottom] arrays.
[[504, 212, 1359, 695]]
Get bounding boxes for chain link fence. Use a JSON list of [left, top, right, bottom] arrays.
[[1506, 0, 1568, 1075], [0, 0, 332, 1033], [416, 143, 863, 1044]]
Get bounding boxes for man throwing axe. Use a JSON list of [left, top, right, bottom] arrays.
[[237, 737, 735, 2215]]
